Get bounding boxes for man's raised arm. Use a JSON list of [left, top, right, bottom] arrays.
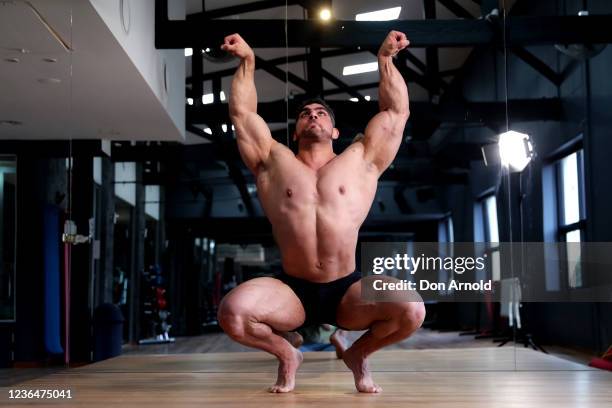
[[222, 34, 275, 174], [361, 31, 410, 175]]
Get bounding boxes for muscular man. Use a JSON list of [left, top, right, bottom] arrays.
[[217, 31, 425, 393]]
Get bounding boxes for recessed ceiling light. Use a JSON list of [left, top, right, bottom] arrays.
[[0, 120, 23, 126], [6, 48, 30, 54], [356, 7, 402, 21], [203, 127, 212, 135], [187, 97, 194, 105], [349, 97, 359, 102], [221, 124, 228, 132], [342, 62, 378, 76], [37, 78, 62, 84], [365, 95, 371, 101]]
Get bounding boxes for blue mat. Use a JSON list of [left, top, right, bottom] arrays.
[[43, 204, 63, 355], [299, 343, 336, 352]]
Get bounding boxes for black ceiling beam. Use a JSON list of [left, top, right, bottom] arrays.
[[322, 81, 378, 96], [156, 12, 612, 48], [186, 80, 381, 99], [192, 46, 203, 107], [405, 50, 428, 75], [157, 18, 494, 48], [424, 0, 441, 100], [510, 47, 563, 86], [187, 125, 256, 217], [187, 98, 561, 126], [437, 0, 476, 19], [321, 69, 364, 100], [255, 56, 309, 90], [190, 48, 360, 84], [193, 0, 301, 19]]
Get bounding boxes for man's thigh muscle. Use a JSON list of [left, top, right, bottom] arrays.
[[219, 277, 305, 332]]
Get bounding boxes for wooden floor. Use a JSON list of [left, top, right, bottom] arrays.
[[1, 347, 611, 407]]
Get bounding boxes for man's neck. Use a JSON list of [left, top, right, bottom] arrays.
[[297, 140, 336, 171]]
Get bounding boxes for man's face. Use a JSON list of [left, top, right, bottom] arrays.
[[294, 103, 338, 142]]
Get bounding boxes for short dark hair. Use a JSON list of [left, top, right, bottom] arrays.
[[295, 97, 335, 126]]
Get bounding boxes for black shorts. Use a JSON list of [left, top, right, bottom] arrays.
[[277, 270, 362, 330]]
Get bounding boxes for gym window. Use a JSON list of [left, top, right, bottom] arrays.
[[474, 194, 500, 282], [556, 149, 586, 288]]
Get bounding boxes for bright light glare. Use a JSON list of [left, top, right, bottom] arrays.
[[201, 91, 226, 104], [349, 97, 359, 102], [356, 7, 402, 21], [221, 124, 228, 132], [203, 127, 212, 135], [365, 95, 371, 101], [498, 130, 533, 172], [187, 98, 194, 105], [319, 8, 331, 20], [184, 48, 193, 57], [342, 62, 378, 76], [202, 93, 214, 104]]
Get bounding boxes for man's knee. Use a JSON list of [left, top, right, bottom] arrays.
[[396, 301, 426, 334], [218, 301, 250, 341]]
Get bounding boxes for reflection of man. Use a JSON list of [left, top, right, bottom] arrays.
[[217, 31, 425, 393]]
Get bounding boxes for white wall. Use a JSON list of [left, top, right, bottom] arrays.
[[88, 0, 185, 139]]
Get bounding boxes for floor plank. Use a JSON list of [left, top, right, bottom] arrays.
[[1, 348, 610, 407]]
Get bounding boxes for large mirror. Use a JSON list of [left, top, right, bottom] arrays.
[[4, 1, 611, 405]]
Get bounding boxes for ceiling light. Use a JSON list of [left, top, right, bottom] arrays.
[[187, 98, 194, 105], [204, 48, 211, 53], [365, 95, 371, 101], [498, 130, 534, 172], [202, 92, 226, 104], [221, 124, 228, 132], [349, 97, 359, 102], [204, 128, 212, 135], [0, 120, 23, 126], [342, 62, 378, 76], [319, 8, 331, 21], [202, 93, 214, 104], [356, 6, 402, 21], [184, 48, 193, 57], [37, 78, 61, 84]]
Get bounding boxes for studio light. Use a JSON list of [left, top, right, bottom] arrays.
[[498, 130, 534, 172], [319, 8, 331, 21]]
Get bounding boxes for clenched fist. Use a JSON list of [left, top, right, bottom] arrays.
[[221, 33, 255, 61], [378, 31, 410, 58]]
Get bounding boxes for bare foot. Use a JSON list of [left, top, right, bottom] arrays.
[[330, 329, 347, 359], [342, 347, 382, 393], [268, 348, 303, 393]]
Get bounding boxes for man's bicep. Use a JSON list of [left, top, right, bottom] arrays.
[[233, 112, 275, 172], [362, 110, 406, 173]]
